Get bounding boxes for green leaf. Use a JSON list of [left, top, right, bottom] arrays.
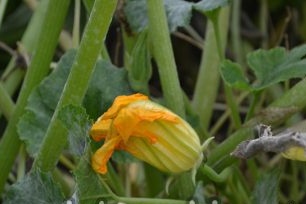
[[18, 50, 76, 157], [251, 169, 280, 204], [248, 45, 306, 90], [193, 0, 228, 29], [83, 60, 132, 120], [3, 169, 64, 204], [221, 45, 306, 92], [220, 59, 251, 90], [124, 0, 148, 33], [164, 0, 193, 32], [124, 0, 193, 33], [18, 48, 131, 157], [74, 149, 110, 204], [193, 0, 228, 13], [58, 105, 92, 157]]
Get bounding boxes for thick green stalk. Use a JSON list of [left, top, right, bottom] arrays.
[[207, 78, 306, 172], [0, 83, 15, 120], [72, 0, 81, 48], [34, 0, 117, 171], [147, 0, 185, 118], [0, 0, 70, 194], [192, 8, 230, 129]]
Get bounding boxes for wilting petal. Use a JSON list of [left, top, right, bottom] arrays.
[[102, 93, 148, 119], [113, 101, 179, 143], [90, 119, 112, 141], [92, 137, 121, 174], [127, 100, 179, 122], [113, 108, 141, 143]]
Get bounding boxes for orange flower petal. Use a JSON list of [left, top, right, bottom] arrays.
[[113, 101, 179, 143], [131, 104, 179, 123], [113, 108, 141, 143], [102, 93, 148, 120], [91, 137, 121, 174], [90, 119, 112, 141]]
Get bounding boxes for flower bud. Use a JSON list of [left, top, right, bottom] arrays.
[[90, 93, 204, 174]]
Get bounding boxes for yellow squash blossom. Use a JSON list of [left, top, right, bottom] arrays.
[[90, 93, 204, 174]]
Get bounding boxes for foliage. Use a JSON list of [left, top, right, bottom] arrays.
[[3, 169, 64, 203], [221, 45, 306, 91], [124, 0, 227, 33], [251, 169, 280, 204], [17, 50, 76, 157]]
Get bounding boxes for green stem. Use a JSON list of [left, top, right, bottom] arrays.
[[72, 0, 81, 48], [208, 78, 306, 172], [289, 161, 299, 201], [144, 164, 164, 197], [199, 164, 231, 183], [52, 168, 72, 197], [33, 0, 117, 172], [211, 9, 241, 128], [207, 128, 253, 172], [231, 0, 244, 65], [0, 0, 70, 194], [59, 155, 76, 171], [1, 69, 25, 96], [211, 15, 224, 61], [17, 145, 26, 181], [0, 86, 26, 183], [0, 83, 15, 120], [234, 174, 251, 204], [115, 196, 186, 204], [99, 176, 186, 204], [0, 68, 25, 123], [2, 0, 49, 79], [210, 92, 248, 135], [259, 0, 268, 48], [185, 25, 204, 43], [0, 0, 8, 29], [233, 166, 251, 198], [245, 91, 261, 121], [192, 7, 230, 130], [0, 0, 48, 112], [224, 85, 242, 128], [106, 164, 125, 196], [147, 0, 185, 118]]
